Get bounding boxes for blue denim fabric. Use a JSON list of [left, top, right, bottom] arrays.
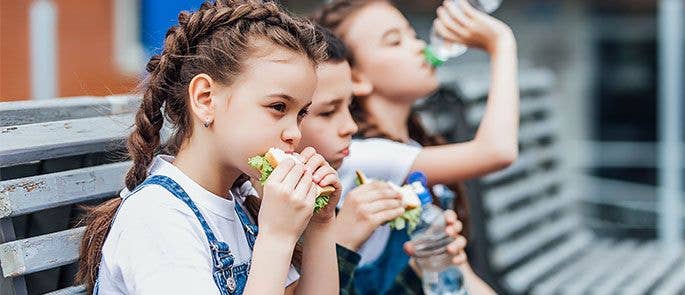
[[95, 175, 257, 295], [353, 229, 411, 295]]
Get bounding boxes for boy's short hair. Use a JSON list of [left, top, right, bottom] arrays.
[[317, 24, 349, 63]]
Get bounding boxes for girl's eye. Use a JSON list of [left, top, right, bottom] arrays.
[[320, 111, 335, 118], [297, 107, 310, 120], [269, 103, 286, 113]]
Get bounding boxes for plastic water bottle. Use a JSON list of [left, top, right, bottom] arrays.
[[406, 172, 467, 295], [424, 0, 503, 67]]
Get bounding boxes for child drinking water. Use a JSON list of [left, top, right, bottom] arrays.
[[313, 0, 519, 293], [77, 1, 341, 294]]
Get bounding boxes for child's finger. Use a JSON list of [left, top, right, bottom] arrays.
[[318, 173, 341, 190], [445, 220, 463, 237], [433, 19, 465, 44], [403, 241, 416, 256], [444, 210, 458, 224], [374, 207, 405, 225], [267, 158, 295, 183], [452, 251, 468, 265], [442, 2, 473, 28], [299, 147, 316, 163], [282, 162, 306, 189], [446, 236, 468, 255], [294, 171, 314, 200], [305, 180, 318, 205], [458, 0, 479, 19], [306, 154, 327, 178], [367, 198, 403, 214]]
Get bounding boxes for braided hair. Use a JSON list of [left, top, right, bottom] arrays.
[[76, 1, 327, 291]]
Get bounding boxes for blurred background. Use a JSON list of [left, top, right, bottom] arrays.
[[1, 0, 684, 294]]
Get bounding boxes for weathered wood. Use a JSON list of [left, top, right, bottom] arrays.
[[503, 231, 592, 293], [491, 214, 580, 268], [0, 227, 84, 278], [0, 162, 129, 218], [0, 96, 139, 127], [44, 285, 86, 295], [0, 114, 133, 168]]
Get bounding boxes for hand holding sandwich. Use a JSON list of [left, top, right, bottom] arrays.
[[335, 182, 405, 251], [299, 147, 342, 223]]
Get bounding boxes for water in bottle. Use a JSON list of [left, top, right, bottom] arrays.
[[406, 172, 467, 295], [424, 0, 503, 67]]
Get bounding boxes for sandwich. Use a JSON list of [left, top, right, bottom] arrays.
[[355, 170, 423, 232], [248, 148, 335, 213]]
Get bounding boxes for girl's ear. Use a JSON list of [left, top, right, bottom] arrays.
[[351, 67, 373, 97], [188, 74, 216, 127]]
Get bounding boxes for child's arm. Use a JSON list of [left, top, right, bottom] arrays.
[[412, 0, 519, 185], [295, 147, 342, 294], [243, 158, 317, 294]]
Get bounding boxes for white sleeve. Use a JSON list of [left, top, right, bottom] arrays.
[[111, 195, 220, 295], [341, 138, 421, 186]]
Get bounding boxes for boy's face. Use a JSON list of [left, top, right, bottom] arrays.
[[297, 61, 358, 169]]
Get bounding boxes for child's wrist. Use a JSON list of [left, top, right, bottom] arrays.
[[257, 227, 299, 247], [488, 30, 516, 54]]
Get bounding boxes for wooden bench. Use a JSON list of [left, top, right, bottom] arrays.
[[419, 66, 685, 294], [0, 96, 139, 294]]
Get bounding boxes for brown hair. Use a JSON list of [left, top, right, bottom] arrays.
[[312, 0, 471, 237], [76, 0, 326, 291]]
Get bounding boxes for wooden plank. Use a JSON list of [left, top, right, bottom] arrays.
[[0, 162, 129, 218], [484, 170, 563, 213], [466, 95, 552, 126], [44, 285, 86, 295], [620, 251, 682, 294], [487, 189, 573, 241], [0, 227, 84, 278], [491, 214, 580, 269], [559, 240, 637, 294], [456, 68, 555, 102], [0, 95, 138, 127], [653, 254, 685, 295], [482, 142, 560, 184], [531, 239, 614, 295], [0, 114, 133, 168], [593, 242, 658, 295], [503, 231, 593, 293]]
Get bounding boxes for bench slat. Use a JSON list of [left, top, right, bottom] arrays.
[[491, 214, 580, 269], [466, 94, 553, 126], [44, 285, 87, 295], [619, 251, 682, 294], [0, 162, 129, 218], [484, 170, 563, 213], [0, 227, 84, 278], [482, 142, 560, 185], [503, 231, 593, 293], [0, 96, 138, 127], [457, 68, 555, 102], [487, 189, 573, 241], [593, 243, 658, 295], [531, 240, 614, 295], [0, 114, 133, 167], [560, 240, 637, 293], [653, 255, 685, 295]]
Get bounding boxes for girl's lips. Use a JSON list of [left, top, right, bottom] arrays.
[[341, 148, 350, 156]]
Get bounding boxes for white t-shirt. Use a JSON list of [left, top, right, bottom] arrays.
[[337, 138, 421, 266], [98, 155, 299, 294]]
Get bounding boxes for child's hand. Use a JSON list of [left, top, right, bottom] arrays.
[[433, 0, 515, 54], [335, 182, 405, 251], [300, 147, 342, 224], [259, 157, 317, 244], [404, 210, 468, 272]]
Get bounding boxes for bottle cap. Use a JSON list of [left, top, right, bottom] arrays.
[[407, 171, 432, 205], [423, 46, 445, 67]]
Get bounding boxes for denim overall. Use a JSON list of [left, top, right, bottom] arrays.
[[95, 175, 258, 295], [353, 229, 411, 295]]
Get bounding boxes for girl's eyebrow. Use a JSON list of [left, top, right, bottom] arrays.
[[325, 98, 344, 106], [382, 27, 401, 39], [269, 93, 295, 102]]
